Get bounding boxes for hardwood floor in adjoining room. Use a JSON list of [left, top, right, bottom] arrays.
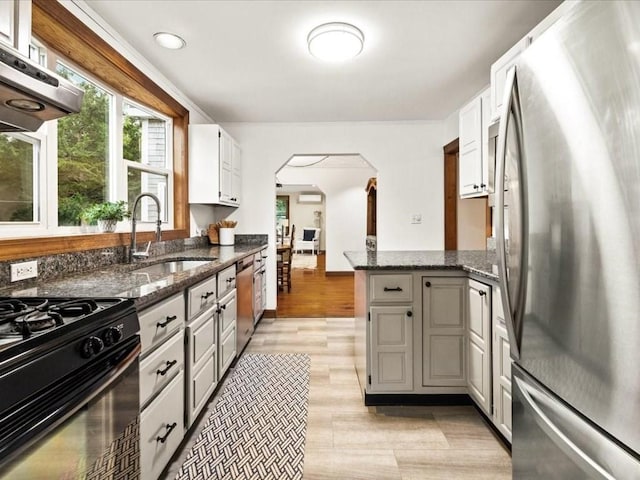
[[276, 253, 354, 318], [247, 316, 512, 480]]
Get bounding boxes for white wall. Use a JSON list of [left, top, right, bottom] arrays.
[[222, 121, 445, 309], [443, 109, 459, 146]]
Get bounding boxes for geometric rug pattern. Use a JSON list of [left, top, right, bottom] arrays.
[[175, 353, 310, 480]]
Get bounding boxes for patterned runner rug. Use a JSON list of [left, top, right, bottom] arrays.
[[175, 353, 310, 480]]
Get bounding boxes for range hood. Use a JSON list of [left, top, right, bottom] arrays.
[[0, 45, 84, 132]]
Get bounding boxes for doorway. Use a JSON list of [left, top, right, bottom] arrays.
[[443, 139, 458, 250]]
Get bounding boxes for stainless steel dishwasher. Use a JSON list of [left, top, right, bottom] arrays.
[[236, 255, 254, 354]]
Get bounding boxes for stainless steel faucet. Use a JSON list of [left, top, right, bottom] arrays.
[[129, 192, 162, 262]]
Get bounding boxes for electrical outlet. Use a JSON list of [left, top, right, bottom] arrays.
[[411, 213, 422, 224], [11, 260, 38, 282]]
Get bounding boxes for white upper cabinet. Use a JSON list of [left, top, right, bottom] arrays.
[[490, 1, 571, 122], [0, 0, 31, 56], [490, 37, 529, 122], [459, 87, 490, 198], [189, 125, 241, 206]]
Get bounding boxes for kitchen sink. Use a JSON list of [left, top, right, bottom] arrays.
[[130, 260, 213, 275]]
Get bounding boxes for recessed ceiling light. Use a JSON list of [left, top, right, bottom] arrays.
[[307, 22, 364, 62], [153, 32, 186, 50]]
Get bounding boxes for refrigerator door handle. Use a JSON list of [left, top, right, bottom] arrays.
[[514, 374, 639, 480], [496, 65, 525, 360]]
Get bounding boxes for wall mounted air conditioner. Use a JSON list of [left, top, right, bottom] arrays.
[[298, 193, 323, 204]]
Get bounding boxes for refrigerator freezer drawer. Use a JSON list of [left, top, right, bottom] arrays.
[[512, 365, 639, 480]]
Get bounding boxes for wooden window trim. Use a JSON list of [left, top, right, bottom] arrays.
[[0, 0, 190, 261]]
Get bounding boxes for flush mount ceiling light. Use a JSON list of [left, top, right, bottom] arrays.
[[153, 32, 186, 50], [307, 22, 364, 62]]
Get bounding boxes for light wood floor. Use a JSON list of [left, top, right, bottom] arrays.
[[276, 253, 354, 318], [247, 316, 513, 480]]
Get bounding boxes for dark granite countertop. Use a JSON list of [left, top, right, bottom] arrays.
[[343, 250, 499, 282], [2, 244, 267, 310]]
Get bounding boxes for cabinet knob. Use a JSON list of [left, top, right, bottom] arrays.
[[473, 184, 479, 189], [480, 183, 486, 189], [479, 290, 486, 296], [406, 311, 413, 317], [425, 281, 431, 287]]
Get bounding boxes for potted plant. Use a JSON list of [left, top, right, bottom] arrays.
[[81, 201, 130, 233]]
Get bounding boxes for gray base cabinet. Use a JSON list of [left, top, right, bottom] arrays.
[[370, 306, 413, 392], [492, 286, 512, 442], [138, 293, 186, 480], [422, 277, 467, 387], [467, 278, 492, 415]]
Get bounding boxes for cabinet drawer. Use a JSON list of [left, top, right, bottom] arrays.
[[370, 274, 413, 303], [139, 293, 185, 354], [188, 276, 217, 319], [217, 265, 236, 299], [187, 352, 217, 427], [140, 371, 185, 480], [253, 250, 266, 270], [139, 331, 184, 408], [187, 306, 216, 366], [220, 327, 236, 376]]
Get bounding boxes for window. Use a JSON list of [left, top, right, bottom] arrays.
[[0, 53, 174, 235], [276, 195, 290, 235], [56, 63, 112, 226], [0, 134, 40, 223], [123, 101, 171, 224]]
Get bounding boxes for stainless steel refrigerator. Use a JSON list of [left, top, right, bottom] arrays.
[[495, 1, 640, 478]]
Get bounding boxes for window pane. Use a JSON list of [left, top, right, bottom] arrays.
[[127, 168, 168, 222], [56, 63, 112, 226], [0, 134, 38, 222], [123, 102, 167, 168]]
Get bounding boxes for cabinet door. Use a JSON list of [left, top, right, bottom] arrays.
[[422, 277, 466, 386], [459, 96, 483, 197], [467, 279, 492, 415], [480, 87, 491, 192], [219, 130, 233, 204], [490, 36, 529, 121], [231, 141, 241, 205], [140, 371, 185, 480], [492, 287, 512, 442], [369, 306, 413, 392], [0, 1, 15, 49]]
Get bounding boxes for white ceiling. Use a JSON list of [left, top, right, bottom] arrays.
[[85, 0, 561, 123]]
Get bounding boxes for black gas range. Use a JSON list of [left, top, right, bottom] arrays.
[[0, 297, 141, 478]]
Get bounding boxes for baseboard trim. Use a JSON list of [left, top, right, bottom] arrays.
[[364, 393, 473, 406], [262, 309, 276, 318], [471, 403, 512, 451], [325, 271, 354, 277]]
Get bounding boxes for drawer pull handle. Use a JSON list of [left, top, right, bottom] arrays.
[[156, 422, 177, 444], [201, 291, 214, 300], [383, 287, 403, 292], [425, 281, 431, 287], [226, 277, 234, 283], [156, 360, 177, 376], [479, 290, 487, 297], [220, 303, 226, 310], [157, 315, 177, 328]]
